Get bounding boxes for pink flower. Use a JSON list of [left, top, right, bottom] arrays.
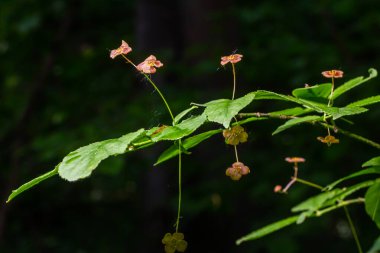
[[110, 40, 132, 59], [274, 185, 283, 193], [136, 55, 163, 74], [321, 70, 344, 78], [285, 157, 306, 163], [222, 125, 248, 146], [220, 54, 243, 66], [225, 162, 250, 181], [317, 135, 340, 146]]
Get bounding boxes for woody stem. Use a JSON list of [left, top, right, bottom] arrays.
[[121, 54, 182, 233], [234, 145, 239, 162], [232, 63, 236, 100], [295, 178, 323, 190], [328, 77, 335, 107], [121, 54, 174, 121], [175, 139, 182, 232]]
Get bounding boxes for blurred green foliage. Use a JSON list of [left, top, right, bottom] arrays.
[[1, 0, 379, 252]]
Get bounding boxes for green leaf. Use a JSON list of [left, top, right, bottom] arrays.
[[58, 129, 145, 181], [291, 189, 344, 213], [254, 90, 299, 103], [365, 181, 380, 229], [173, 105, 198, 125], [347, 95, 380, 108], [296, 212, 309, 224], [203, 93, 255, 128], [7, 167, 58, 203], [155, 129, 221, 165], [332, 68, 377, 100], [269, 107, 312, 116], [368, 235, 380, 253], [297, 99, 368, 119], [363, 156, 380, 167], [292, 83, 331, 103], [151, 114, 207, 142], [233, 116, 267, 125], [324, 167, 380, 191], [272, 115, 321, 135], [235, 216, 299, 245], [323, 180, 375, 207]]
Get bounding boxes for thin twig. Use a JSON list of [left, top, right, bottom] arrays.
[[315, 198, 365, 217], [295, 178, 323, 190], [237, 112, 380, 150], [318, 122, 380, 150], [344, 206, 363, 253]]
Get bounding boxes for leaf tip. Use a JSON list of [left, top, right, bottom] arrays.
[[369, 68, 378, 78], [235, 238, 244, 245]]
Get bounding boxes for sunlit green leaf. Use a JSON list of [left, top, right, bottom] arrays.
[[291, 189, 343, 213], [365, 181, 380, 229], [323, 180, 375, 207], [269, 107, 312, 116], [233, 116, 267, 125], [7, 167, 58, 203], [155, 129, 221, 165], [296, 212, 311, 224], [363, 156, 380, 167], [203, 93, 255, 128], [254, 90, 299, 103], [151, 114, 207, 141], [272, 115, 321, 135], [347, 95, 380, 108], [235, 216, 299, 244], [58, 129, 145, 181], [324, 167, 380, 190], [173, 105, 199, 125], [292, 83, 331, 103], [332, 68, 377, 99]]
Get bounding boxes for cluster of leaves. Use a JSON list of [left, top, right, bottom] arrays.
[[6, 67, 380, 250]]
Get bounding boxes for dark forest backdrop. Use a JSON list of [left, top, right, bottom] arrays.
[[1, 0, 379, 252]]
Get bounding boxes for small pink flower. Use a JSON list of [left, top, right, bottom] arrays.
[[136, 55, 164, 74], [321, 70, 344, 78], [274, 185, 283, 193], [110, 40, 132, 59], [317, 135, 340, 146], [225, 162, 250, 181], [220, 54, 243, 66], [285, 157, 306, 163]]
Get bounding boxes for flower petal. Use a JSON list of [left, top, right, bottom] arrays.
[[154, 60, 164, 67], [173, 233, 184, 240], [176, 240, 188, 252], [162, 233, 172, 244], [110, 40, 132, 59], [110, 49, 120, 59], [285, 157, 305, 163], [164, 245, 176, 253]]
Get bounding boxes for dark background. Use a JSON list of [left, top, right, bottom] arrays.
[[1, 0, 379, 252]]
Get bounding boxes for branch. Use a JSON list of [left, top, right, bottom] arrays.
[[238, 112, 380, 150], [315, 198, 365, 217]]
